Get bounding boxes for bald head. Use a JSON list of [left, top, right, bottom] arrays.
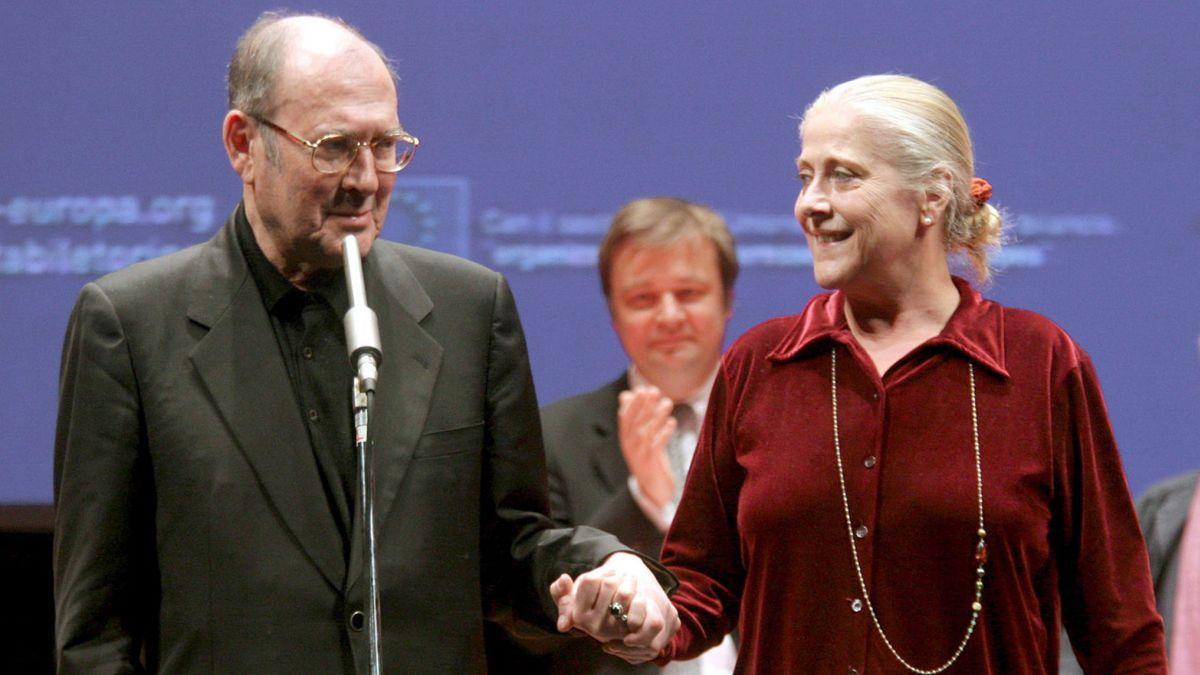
[[227, 11, 396, 117]]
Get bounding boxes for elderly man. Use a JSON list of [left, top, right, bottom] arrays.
[[53, 13, 673, 673], [538, 198, 739, 673]]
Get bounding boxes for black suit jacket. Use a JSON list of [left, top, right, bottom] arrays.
[[536, 375, 666, 674], [53, 208, 632, 673], [1138, 470, 1198, 649]]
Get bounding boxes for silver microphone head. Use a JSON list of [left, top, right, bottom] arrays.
[[342, 235, 382, 390], [342, 235, 369, 309]]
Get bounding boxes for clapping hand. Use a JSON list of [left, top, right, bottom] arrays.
[[618, 386, 677, 512]]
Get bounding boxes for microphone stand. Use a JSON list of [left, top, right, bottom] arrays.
[[342, 235, 383, 675], [352, 376, 381, 675]]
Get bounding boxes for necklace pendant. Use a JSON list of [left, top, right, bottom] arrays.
[[975, 540, 988, 565]]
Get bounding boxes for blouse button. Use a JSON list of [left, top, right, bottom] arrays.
[[871, 391, 880, 401], [850, 598, 863, 613], [302, 346, 314, 360], [863, 455, 877, 469], [855, 525, 868, 539]]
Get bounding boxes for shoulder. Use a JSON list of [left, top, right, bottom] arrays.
[[376, 240, 500, 294], [371, 241, 513, 330], [990, 301, 1093, 375], [724, 290, 839, 368], [89, 240, 209, 304], [727, 315, 804, 362], [541, 376, 623, 439], [66, 239, 215, 337], [707, 314, 811, 407], [1000, 304, 1078, 349], [1136, 470, 1198, 562], [1137, 470, 1199, 516]]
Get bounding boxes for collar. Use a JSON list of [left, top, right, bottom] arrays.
[[235, 205, 350, 317], [627, 363, 721, 420], [766, 276, 1009, 379]]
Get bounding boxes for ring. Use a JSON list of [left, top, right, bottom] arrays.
[[608, 601, 629, 625]]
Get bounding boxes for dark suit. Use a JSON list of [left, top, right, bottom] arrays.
[[53, 208, 632, 673], [536, 375, 665, 674], [1139, 470, 1198, 650]]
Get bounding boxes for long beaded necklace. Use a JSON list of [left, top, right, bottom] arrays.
[[830, 348, 987, 674]]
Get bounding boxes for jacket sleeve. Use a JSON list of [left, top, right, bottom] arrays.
[[53, 282, 158, 674], [1053, 351, 1166, 673]]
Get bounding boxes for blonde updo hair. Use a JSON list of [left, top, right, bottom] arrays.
[[801, 74, 1004, 282]]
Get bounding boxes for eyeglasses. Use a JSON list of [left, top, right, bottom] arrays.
[[252, 116, 420, 174]]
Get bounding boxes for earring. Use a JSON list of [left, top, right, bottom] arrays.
[[921, 214, 933, 225]]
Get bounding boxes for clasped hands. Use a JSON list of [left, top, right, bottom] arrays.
[[549, 552, 680, 664]]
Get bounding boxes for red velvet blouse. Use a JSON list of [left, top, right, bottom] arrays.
[[658, 279, 1166, 673]]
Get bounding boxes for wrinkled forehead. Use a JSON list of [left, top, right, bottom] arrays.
[[278, 73, 398, 136], [799, 106, 876, 161]]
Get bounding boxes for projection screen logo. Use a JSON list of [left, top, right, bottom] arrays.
[[0, 183, 1115, 275]]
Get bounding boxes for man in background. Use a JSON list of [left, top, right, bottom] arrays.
[[543, 197, 739, 673]]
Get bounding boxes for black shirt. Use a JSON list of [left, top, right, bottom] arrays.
[[235, 207, 355, 554]]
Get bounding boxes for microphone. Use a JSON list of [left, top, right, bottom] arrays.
[[342, 234, 382, 393]]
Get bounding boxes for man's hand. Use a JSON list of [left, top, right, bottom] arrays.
[[549, 552, 679, 664], [618, 386, 676, 510]]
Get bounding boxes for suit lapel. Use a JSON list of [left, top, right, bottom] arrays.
[[186, 219, 345, 591], [347, 243, 443, 592], [589, 375, 631, 492]]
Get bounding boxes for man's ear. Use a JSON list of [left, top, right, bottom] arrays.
[[223, 110, 256, 185]]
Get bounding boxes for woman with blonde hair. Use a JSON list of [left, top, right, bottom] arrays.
[[622, 75, 1166, 673]]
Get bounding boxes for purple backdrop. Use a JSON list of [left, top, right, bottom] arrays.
[[2, 2, 1198, 503]]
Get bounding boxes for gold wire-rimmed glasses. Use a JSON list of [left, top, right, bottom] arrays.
[[252, 115, 420, 174]]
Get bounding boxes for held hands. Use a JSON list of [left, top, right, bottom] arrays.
[[618, 386, 677, 511], [549, 552, 680, 664]]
